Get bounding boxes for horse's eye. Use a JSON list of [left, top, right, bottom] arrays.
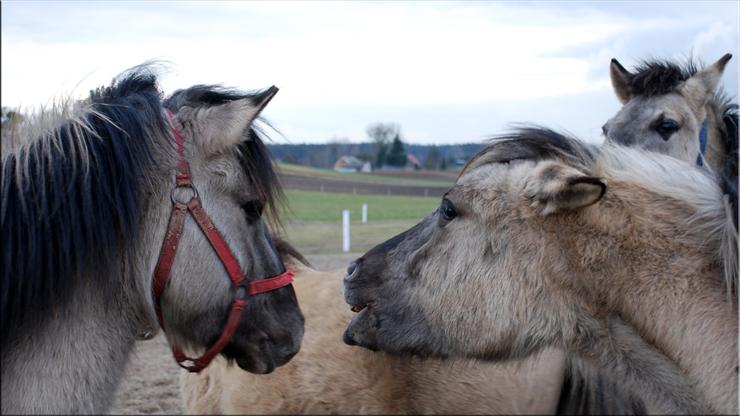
[[242, 200, 263, 221], [440, 198, 457, 221], [654, 119, 680, 140]]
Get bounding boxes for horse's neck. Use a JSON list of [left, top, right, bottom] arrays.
[[572, 316, 710, 414], [618, 279, 737, 414], [564, 205, 738, 413], [1, 277, 139, 414]]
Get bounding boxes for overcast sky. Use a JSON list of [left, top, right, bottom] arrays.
[[2, 1, 738, 145]]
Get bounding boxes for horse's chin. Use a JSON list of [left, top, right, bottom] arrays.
[[343, 306, 379, 351], [232, 336, 297, 374], [235, 354, 275, 374]]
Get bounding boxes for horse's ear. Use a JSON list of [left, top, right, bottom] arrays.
[[525, 161, 606, 216], [610, 58, 633, 104], [192, 86, 278, 155], [681, 53, 732, 107]]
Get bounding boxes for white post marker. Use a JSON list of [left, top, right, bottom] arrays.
[[361, 203, 368, 223], [342, 209, 351, 253]]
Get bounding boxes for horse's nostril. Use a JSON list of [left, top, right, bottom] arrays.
[[346, 261, 358, 277]]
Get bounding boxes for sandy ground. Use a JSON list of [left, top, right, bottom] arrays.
[[109, 254, 355, 415]]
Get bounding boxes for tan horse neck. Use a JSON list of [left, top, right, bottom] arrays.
[[547, 181, 738, 414]]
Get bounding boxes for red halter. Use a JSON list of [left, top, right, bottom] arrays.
[[152, 110, 294, 373]]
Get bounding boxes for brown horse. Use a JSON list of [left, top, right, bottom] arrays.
[[181, 246, 566, 414], [343, 128, 737, 414]]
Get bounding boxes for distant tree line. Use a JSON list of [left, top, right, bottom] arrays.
[[268, 140, 482, 171], [267, 121, 482, 171]]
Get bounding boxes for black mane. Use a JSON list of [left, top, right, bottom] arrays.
[[163, 86, 285, 226], [720, 103, 738, 228], [1, 68, 166, 338], [627, 58, 699, 97], [463, 126, 598, 175]]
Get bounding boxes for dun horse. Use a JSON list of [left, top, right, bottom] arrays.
[[343, 129, 738, 414], [181, 244, 565, 414], [604, 53, 738, 228], [1, 66, 304, 414]]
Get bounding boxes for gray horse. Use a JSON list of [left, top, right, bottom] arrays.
[[604, 53, 738, 229], [1, 66, 304, 414]]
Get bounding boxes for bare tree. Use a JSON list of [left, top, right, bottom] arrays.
[[366, 122, 399, 168]]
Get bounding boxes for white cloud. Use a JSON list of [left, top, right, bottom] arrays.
[[2, 1, 737, 143]]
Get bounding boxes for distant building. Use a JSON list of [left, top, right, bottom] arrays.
[[334, 155, 372, 173], [406, 154, 421, 169], [380, 154, 422, 171]]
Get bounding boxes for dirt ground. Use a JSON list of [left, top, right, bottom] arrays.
[[108, 254, 355, 415], [280, 173, 450, 197]]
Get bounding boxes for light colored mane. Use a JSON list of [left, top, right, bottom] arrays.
[[595, 144, 737, 301], [2, 99, 124, 189], [3, 99, 86, 148]]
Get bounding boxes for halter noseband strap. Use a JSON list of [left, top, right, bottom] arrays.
[[151, 109, 294, 373], [696, 118, 709, 167]]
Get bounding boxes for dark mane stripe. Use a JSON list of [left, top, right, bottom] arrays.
[[720, 103, 739, 228], [462, 126, 598, 175], [163, 86, 285, 226], [627, 58, 699, 97], [1, 68, 166, 337]]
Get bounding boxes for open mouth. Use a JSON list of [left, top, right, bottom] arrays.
[[350, 303, 367, 313]]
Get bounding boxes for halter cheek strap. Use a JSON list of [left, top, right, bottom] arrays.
[[696, 118, 709, 167], [152, 109, 294, 373]]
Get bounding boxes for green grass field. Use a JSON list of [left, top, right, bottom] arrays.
[[279, 190, 440, 255], [282, 190, 439, 222]]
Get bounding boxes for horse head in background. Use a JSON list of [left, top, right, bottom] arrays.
[[1, 65, 304, 414], [604, 53, 738, 227]]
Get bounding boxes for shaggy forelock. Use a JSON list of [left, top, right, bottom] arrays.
[[627, 58, 699, 97], [462, 127, 598, 175]]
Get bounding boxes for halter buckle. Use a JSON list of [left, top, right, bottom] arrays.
[[170, 183, 199, 205], [235, 286, 248, 301]]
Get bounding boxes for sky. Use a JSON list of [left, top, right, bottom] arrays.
[[2, 1, 738, 145]]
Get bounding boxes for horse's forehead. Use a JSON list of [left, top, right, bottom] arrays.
[[457, 159, 535, 195], [620, 93, 693, 121]]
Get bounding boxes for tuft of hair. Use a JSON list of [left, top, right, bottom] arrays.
[[463, 125, 598, 176], [272, 236, 311, 268], [557, 355, 646, 415], [1, 65, 167, 340], [627, 57, 700, 97], [163, 86, 286, 229]]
